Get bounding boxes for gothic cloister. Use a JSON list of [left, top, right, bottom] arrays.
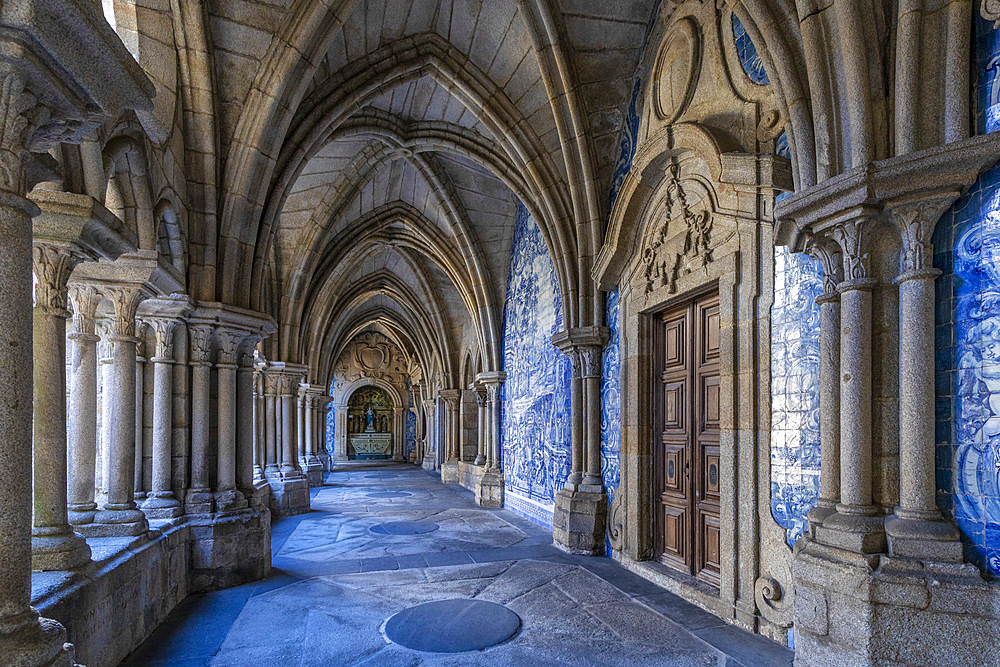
[[2, 1, 1000, 665]]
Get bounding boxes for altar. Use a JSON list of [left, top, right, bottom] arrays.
[[349, 432, 392, 459]]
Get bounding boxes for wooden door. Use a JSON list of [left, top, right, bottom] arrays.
[[654, 291, 721, 586]]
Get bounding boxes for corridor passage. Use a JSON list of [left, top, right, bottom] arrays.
[[125, 465, 792, 666]]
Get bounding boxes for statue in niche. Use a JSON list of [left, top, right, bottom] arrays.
[[365, 405, 375, 431]]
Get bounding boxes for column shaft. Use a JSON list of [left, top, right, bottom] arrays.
[[188, 361, 214, 513], [142, 349, 181, 517], [812, 294, 842, 524], [837, 286, 874, 511], [67, 325, 99, 525]]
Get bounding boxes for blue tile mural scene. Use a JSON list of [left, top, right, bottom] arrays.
[[500, 203, 573, 529], [601, 288, 621, 504], [731, 12, 769, 86], [326, 379, 335, 458], [976, 12, 1000, 134], [934, 164, 1000, 576], [606, 77, 642, 228], [770, 246, 823, 547], [405, 380, 416, 459]]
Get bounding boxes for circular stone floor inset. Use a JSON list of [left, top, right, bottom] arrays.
[[366, 491, 411, 498], [384, 599, 521, 653], [369, 521, 439, 535]]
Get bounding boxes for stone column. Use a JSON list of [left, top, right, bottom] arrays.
[[252, 367, 266, 485], [141, 317, 182, 518], [90, 284, 149, 536], [439, 389, 461, 482], [474, 388, 487, 466], [820, 217, 884, 554], [297, 388, 307, 470], [483, 380, 503, 470], [580, 345, 604, 490], [334, 405, 349, 462], [476, 373, 505, 507], [98, 318, 114, 502], [264, 370, 279, 476], [236, 343, 259, 497], [421, 398, 436, 470], [186, 323, 215, 514], [215, 329, 247, 513], [807, 242, 843, 529], [67, 285, 101, 527], [884, 200, 962, 560], [280, 375, 301, 479], [133, 326, 146, 501], [393, 406, 405, 462], [30, 243, 92, 570], [566, 350, 584, 486], [0, 80, 72, 667]]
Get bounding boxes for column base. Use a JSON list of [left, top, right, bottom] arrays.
[[475, 470, 504, 507], [141, 493, 184, 519], [814, 509, 886, 555], [552, 487, 607, 555], [793, 535, 1000, 666], [473, 455, 485, 466], [81, 506, 149, 537], [304, 459, 325, 487], [806, 498, 837, 533], [67, 503, 97, 527], [421, 456, 437, 471], [188, 506, 271, 591], [214, 488, 249, 515], [440, 460, 459, 483], [185, 489, 216, 515], [31, 527, 91, 571], [885, 514, 963, 562], [265, 471, 310, 518], [0, 610, 75, 667]]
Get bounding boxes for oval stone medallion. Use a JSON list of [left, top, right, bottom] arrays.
[[384, 599, 521, 653], [370, 521, 439, 535]]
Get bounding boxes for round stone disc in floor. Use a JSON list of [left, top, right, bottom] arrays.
[[366, 491, 411, 498], [369, 521, 439, 535], [385, 599, 521, 653]]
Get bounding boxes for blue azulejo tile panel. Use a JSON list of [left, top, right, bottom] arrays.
[[326, 378, 335, 455], [405, 380, 416, 458], [500, 203, 572, 530], [601, 287, 622, 557], [606, 78, 642, 229], [975, 13, 1000, 134], [771, 246, 823, 547], [934, 160, 1000, 575], [731, 13, 769, 86]]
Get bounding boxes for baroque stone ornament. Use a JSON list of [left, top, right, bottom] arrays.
[[653, 18, 699, 123], [606, 486, 625, 552], [754, 575, 793, 629], [642, 161, 712, 294]]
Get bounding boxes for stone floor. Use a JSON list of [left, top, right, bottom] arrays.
[[123, 464, 794, 666]]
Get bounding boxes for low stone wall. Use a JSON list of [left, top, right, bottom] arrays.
[[32, 506, 271, 666]]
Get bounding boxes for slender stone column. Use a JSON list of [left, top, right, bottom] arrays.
[[421, 399, 435, 469], [30, 244, 92, 570], [133, 327, 146, 501], [297, 389, 307, 469], [90, 284, 149, 536], [567, 350, 584, 486], [0, 97, 73, 667], [215, 329, 247, 513], [252, 368, 266, 484], [98, 319, 114, 501], [474, 388, 487, 465], [280, 375, 301, 479], [807, 242, 843, 528], [307, 393, 323, 468], [439, 389, 461, 482], [68, 285, 101, 526], [265, 371, 279, 475], [821, 217, 883, 553], [885, 201, 963, 559], [393, 407, 406, 461], [237, 343, 259, 497], [334, 405, 349, 461], [186, 324, 215, 514], [480, 377, 504, 470], [580, 345, 604, 489], [141, 318, 182, 518]]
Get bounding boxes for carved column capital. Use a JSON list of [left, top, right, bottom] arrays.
[[829, 215, 877, 288], [475, 388, 487, 407], [804, 235, 844, 297], [885, 195, 956, 279], [439, 389, 461, 409], [214, 329, 242, 368], [0, 72, 42, 196], [144, 318, 178, 360], [97, 283, 149, 339], [188, 324, 214, 365], [31, 242, 85, 317], [68, 283, 101, 335]]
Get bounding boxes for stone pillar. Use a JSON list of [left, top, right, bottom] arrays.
[[439, 389, 461, 482], [297, 387, 307, 470], [134, 328, 146, 501], [393, 406, 405, 462], [476, 372, 505, 506], [30, 243, 92, 570], [302, 387, 324, 485], [252, 367, 266, 485], [141, 317, 183, 518], [98, 319, 113, 502], [474, 387, 487, 466], [90, 284, 149, 536], [186, 323, 215, 514], [884, 200, 963, 560], [0, 85, 72, 667], [264, 370, 279, 476], [67, 285, 101, 527], [421, 398, 436, 470], [215, 329, 248, 514], [552, 328, 608, 555], [281, 375, 299, 478], [807, 242, 843, 529], [818, 218, 885, 554], [237, 343, 259, 497]]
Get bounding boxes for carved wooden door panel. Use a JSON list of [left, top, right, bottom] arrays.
[[654, 291, 721, 586]]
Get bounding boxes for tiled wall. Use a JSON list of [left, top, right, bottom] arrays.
[[405, 380, 416, 459], [932, 12, 1000, 576], [500, 203, 573, 528], [771, 247, 824, 546], [601, 288, 622, 503], [731, 12, 769, 86], [326, 380, 335, 458]]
